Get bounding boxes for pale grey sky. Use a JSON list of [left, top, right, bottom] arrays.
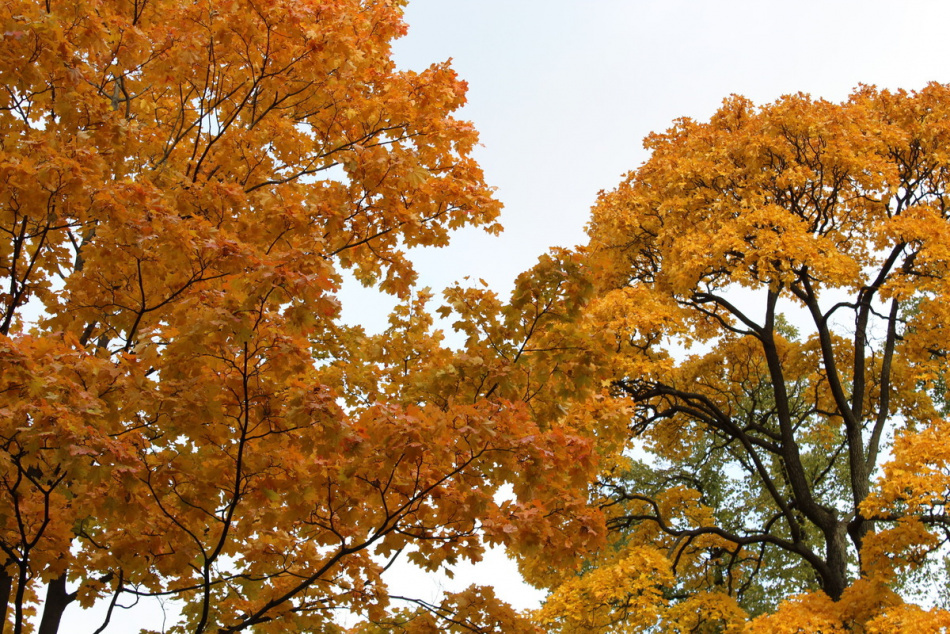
[[341, 0, 950, 335]]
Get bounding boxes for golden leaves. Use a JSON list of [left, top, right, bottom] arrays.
[[537, 546, 673, 633], [862, 419, 950, 574], [577, 83, 950, 631], [588, 85, 950, 302]]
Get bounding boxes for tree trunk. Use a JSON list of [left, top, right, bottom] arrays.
[[0, 569, 11, 634], [822, 521, 850, 601], [37, 574, 74, 634]]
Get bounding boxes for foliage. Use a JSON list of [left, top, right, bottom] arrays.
[[541, 84, 950, 631], [0, 1, 607, 632], [351, 586, 542, 633]]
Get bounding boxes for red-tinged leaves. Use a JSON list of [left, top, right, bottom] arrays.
[[0, 0, 548, 631]]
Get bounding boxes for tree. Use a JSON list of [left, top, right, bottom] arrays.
[[552, 84, 950, 630], [0, 1, 604, 631]]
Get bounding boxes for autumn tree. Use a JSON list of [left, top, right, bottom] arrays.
[[552, 84, 950, 630], [0, 1, 606, 632]]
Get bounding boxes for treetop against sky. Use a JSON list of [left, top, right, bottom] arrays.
[[4, 1, 950, 633]]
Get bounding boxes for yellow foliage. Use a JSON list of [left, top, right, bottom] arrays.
[[746, 591, 850, 633], [664, 591, 747, 633], [866, 604, 950, 633], [573, 83, 950, 631], [537, 546, 673, 633]]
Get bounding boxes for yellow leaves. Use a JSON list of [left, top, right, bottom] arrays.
[[860, 420, 950, 592], [592, 285, 685, 354], [406, 165, 431, 187], [745, 591, 850, 634], [866, 604, 950, 633], [576, 83, 950, 632], [537, 546, 673, 633], [745, 576, 905, 634], [588, 85, 950, 306], [860, 517, 940, 585], [864, 417, 950, 519], [664, 592, 747, 634]]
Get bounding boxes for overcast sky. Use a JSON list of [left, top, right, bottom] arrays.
[[75, 1, 950, 630], [343, 0, 950, 334]]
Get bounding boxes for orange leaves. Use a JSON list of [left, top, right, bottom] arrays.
[[0, 332, 140, 585], [0, 0, 532, 630], [352, 585, 542, 634]]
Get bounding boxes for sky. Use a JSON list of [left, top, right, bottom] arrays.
[[71, 1, 950, 630], [344, 0, 950, 333]]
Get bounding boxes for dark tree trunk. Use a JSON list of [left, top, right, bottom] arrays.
[[822, 522, 850, 602], [0, 569, 11, 634], [37, 574, 74, 634]]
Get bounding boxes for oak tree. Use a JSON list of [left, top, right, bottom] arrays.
[[0, 1, 604, 632], [551, 84, 950, 630]]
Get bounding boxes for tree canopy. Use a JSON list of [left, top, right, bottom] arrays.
[[538, 84, 950, 632], [0, 1, 609, 631], [8, 1, 950, 632]]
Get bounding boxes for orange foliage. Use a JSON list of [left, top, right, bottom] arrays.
[[0, 1, 606, 632]]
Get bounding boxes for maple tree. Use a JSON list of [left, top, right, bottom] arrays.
[[542, 84, 950, 630], [0, 1, 608, 632]]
